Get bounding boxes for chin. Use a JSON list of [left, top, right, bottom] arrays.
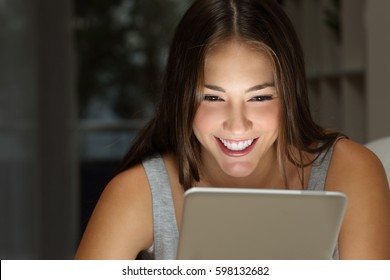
[[222, 162, 255, 178]]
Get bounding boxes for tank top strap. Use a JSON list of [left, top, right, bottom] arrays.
[[307, 137, 345, 191], [141, 154, 178, 259], [307, 137, 345, 259]]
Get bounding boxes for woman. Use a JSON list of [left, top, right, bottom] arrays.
[[75, 0, 390, 259]]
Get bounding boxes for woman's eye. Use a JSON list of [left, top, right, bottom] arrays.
[[249, 95, 274, 102], [203, 95, 224, 102]]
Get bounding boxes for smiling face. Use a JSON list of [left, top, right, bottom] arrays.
[[193, 39, 280, 180]]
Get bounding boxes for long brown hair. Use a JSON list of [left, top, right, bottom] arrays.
[[117, 0, 342, 189]]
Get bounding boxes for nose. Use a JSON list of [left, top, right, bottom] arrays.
[[223, 103, 252, 135]]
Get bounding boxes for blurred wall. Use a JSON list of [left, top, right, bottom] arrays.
[[0, 0, 78, 259], [366, 0, 390, 141]]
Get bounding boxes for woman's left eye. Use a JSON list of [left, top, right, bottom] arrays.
[[249, 95, 274, 102]]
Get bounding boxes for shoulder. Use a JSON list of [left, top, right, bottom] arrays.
[[333, 137, 378, 161], [326, 138, 388, 190], [326, 138, 390, 259], [326, 137, 389, 194], [75, 163, 153, 259], [110, 161, 150, 189], [106, 163, 153, 210]]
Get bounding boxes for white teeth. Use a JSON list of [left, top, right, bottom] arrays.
[[219, 138, 255, 151]]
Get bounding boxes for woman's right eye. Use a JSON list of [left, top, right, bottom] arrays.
[[203, 95, 224, 102]]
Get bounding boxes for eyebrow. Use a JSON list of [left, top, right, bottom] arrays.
[[204, 83, 275, 93]]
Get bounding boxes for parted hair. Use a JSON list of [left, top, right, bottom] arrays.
[[117, 0, 342, 190]]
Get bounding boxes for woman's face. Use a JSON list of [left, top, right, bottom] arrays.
[[193, 40, 280, 178]]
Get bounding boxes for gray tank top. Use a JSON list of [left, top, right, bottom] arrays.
[[139, 143, 338, 260]]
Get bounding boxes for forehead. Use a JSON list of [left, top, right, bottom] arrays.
[[205, 38, 273, 61], [209, 37, 268, 51], [203, 40, 275, 85]]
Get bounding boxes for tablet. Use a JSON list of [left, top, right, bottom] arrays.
[[176, 187, 347, 260]]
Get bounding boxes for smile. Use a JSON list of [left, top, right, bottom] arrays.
[[218, 138, 255, 151], [215, 137, 258, 157]]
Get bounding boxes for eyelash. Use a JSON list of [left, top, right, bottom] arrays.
[[203, 95, 224, 102], [249, 95, 274, 102], [202, 95, 274, 102]]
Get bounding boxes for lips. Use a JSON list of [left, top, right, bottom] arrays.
[[216, 137, 258, 157], [218, 138, 254, 151]]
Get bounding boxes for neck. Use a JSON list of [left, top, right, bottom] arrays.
[[196, 146, 285, 189]]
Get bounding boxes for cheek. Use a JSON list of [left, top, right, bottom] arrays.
[[250, 102, 280, 130], [193, 104, 225, 133]]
